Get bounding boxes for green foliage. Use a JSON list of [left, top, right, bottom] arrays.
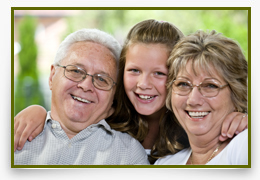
[[14, 15, 45, 115], [65, 10, 248, 60]]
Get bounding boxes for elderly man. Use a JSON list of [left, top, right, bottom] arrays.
[[14, 29, 149, 165]]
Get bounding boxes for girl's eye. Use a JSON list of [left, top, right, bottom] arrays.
[[155, 72, 166, 76], [130, 69, 140, 73]]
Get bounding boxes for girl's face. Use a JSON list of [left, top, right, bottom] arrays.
[[124, 43, 169, 118]]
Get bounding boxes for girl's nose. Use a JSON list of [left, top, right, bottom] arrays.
[[137, 74, 152, 90]]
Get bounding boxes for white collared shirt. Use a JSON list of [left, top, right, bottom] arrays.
[[14, 111, 149, 165]]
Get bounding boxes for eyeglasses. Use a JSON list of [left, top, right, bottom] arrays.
[[171, 78, 228, 97], [56, 64, 116, 91]]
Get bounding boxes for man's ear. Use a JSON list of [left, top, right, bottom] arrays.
[[49, 65, 56, 90]]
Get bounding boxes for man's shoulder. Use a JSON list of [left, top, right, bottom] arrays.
[[108, 128, 144, 149], [110, 128, 137, 141]]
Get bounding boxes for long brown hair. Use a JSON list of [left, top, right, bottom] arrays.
[[106, 19, 189, 161]]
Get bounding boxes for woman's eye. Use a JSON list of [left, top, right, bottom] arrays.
[[175, 81, 191, 90], [178, 82, 190, 87], [203, 83, 219, 89]]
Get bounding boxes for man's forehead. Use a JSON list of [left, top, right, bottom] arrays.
[[64, 42, 117, 78], [67, 41, 112, 59]]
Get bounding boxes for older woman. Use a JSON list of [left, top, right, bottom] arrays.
[[155, 30, 248, 165]]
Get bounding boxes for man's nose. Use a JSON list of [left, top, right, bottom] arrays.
[[77, 75, 95, 92]]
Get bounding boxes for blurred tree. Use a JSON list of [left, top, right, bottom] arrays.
[[14, 15, 45, 115], [64, 10, 248, 60]]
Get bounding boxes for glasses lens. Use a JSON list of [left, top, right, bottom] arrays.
[[172, 79, 192, 95], [65, 65, 85, 82], [93, 74, 114, 90], [200, 79, 221, 97]]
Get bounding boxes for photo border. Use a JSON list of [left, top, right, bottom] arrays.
[[11, 6, 251, 169]]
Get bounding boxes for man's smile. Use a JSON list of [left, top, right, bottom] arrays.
[[71, 94, 92, 104]]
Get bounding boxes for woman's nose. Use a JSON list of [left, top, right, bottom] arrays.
[[187, 86, 204, 106]]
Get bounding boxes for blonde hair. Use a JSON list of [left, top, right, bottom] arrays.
[[166, 30, 248, 113]]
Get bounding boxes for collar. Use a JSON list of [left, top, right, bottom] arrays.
[[45, 111, 115, 135]]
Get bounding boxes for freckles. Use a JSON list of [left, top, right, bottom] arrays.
[[102, 53, 117, 77]]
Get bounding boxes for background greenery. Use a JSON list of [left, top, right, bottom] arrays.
[[14, 10, 248, 115], [14, 15, 45, 115], [65, 10, 248, 58]]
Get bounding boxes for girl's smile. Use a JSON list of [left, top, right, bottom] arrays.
[[124, 43, 169, 117]]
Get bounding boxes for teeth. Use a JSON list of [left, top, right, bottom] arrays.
[[139, 95, 155, 100], [72, 95, 91, 103], [188, 111, 209, 118]]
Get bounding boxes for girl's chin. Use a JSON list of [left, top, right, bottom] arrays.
[[135, 108, 153, 115], [136, 107, 161, 117]]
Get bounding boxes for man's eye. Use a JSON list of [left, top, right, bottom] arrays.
[[95, 76, 109, 85], [72, 69, 81, 73], [67, 68, 82, 74], [98, 77, 106, 82]]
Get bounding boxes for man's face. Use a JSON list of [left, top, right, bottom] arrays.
[[49, 41, 117, 137]]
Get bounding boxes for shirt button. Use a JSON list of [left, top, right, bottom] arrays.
[[52, 124, 57, 129]]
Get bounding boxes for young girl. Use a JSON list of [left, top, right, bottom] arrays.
[[14, 20, 248, 164]]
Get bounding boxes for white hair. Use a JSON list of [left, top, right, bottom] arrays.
[[54, 29, 122, 67]]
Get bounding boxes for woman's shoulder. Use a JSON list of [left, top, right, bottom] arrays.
[[208, 129, 248, 165], [226, 128, 248, 154], [229, 128, 248, 146]]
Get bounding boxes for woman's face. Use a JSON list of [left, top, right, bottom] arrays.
[[124, 43, 169, 117], [171, 61, 235, 138]]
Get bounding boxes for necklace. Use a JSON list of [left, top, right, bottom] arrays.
[[190, 143, 222, 165]]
